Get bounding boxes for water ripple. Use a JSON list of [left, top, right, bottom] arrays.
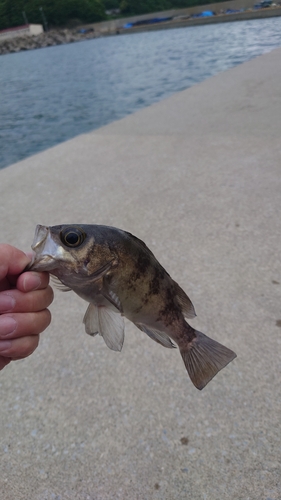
[[0, 16, 281, 169]]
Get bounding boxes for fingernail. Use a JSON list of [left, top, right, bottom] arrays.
[[0, 317, 17, 336], [0, 294, 16, 313], [0, 340, 12, 352], [23, 273, 41, 292]]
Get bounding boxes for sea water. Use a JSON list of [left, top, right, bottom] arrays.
[[1, 16, 281, 169]]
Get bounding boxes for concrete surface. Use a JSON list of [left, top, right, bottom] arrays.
[[0, 47, 281, 500]]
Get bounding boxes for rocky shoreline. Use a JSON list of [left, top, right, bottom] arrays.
[[0, 29, 98, 56]]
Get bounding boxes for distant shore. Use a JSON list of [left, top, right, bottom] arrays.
[[118, 6, 281, 34], [1, 6, 281, 56]]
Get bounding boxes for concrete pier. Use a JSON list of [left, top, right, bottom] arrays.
[[0, 47, 281, 499]]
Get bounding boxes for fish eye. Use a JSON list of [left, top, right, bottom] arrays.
[[60, 227, 86, 247]]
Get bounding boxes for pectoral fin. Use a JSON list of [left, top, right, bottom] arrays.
[[83, 303, 125, 352], [51, 276, 72, 292], [102, 288, 123, 312]]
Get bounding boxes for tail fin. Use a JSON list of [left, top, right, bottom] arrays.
[[180, 330, 236, 390]]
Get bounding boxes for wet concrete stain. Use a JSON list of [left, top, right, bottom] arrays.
[[180, 436, 189, 445]]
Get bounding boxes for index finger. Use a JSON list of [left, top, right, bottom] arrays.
[[0, 245, 30, 281]]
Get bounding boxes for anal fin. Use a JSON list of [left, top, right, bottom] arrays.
[[136, 323, 176, 349]]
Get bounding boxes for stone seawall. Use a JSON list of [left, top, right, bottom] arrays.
[[0, 28, 97, 56]]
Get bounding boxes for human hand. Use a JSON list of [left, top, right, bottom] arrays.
[[0, 244, 53, 370]]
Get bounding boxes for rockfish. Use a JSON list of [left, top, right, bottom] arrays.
[[28, 224, 236, 390]]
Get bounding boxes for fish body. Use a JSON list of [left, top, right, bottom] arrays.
[[28, 224, 236, 390]]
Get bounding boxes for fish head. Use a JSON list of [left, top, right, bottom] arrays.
[[29, 223, 112, 278], [28, 224, 91, 274]]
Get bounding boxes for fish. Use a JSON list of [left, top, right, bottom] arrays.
[[27, 224, 236, 390]]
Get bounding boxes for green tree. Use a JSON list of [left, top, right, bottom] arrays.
[[0, 0, 106, 30], [104, 0, 119, 9], [120, 0, 173, 15], [43, 0, 106, 26], [0, 0, 9, 29]]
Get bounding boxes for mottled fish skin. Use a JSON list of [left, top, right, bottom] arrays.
[[28, 224, 237, 390]]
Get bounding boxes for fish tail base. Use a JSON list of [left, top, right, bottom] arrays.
[[180, 330, 236, 390]]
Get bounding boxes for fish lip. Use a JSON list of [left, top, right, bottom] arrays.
[[31, 224, 49, 251], [24, 225, 50, 271], [27, 224, 64, 272], [27, 254, 58, 272]]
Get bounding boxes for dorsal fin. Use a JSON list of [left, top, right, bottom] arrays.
[[175, 283, 196, 319]]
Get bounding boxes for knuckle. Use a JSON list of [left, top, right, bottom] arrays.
[[20, 336, 39, 358], [41, 271, 50, 286], [42, 308, 52, 329], [46, 285, 54, 306], [33, 309, 51, 334]]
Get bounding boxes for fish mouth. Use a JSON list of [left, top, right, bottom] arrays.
[[27, 254, 58, 272], [26, 225, 63, 272], [31, 224, 48, 251]]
